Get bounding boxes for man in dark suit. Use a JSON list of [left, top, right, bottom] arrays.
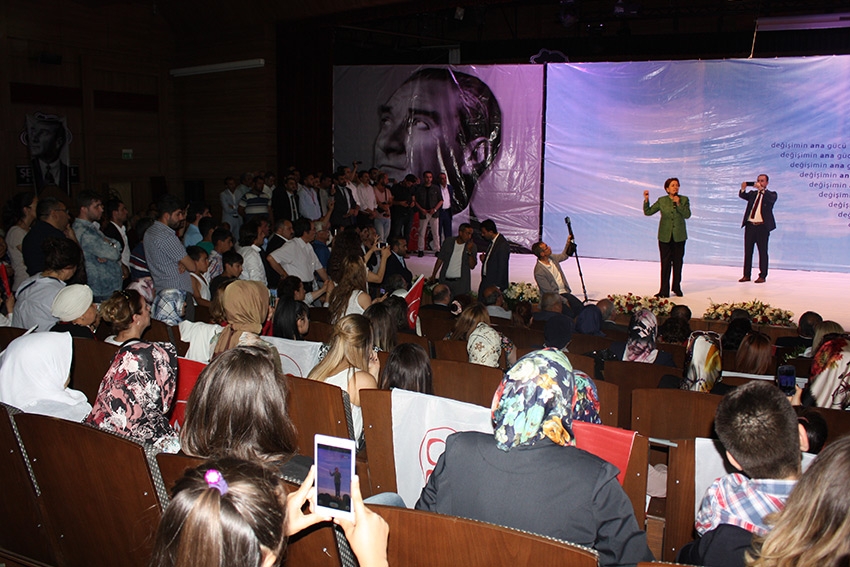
[[478, 219, 510, 296], [382, 236, 412, 289], [329, 172, 358, 229], [28, 115, 70, 192], [270, 176, 299, 224], [738, 174, 777, 284], [421, 283, 453, 313]]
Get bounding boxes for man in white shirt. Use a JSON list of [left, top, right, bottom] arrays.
[[220, 176, 246, 240], [267, 218, 329, 291], [438, 172, 453, 245], [236, 219, 268, 286], [430, 222, 477, 299], [354, 170, 378, 224]]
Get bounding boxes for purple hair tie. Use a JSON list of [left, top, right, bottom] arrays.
[[204, 469, 229, 495]]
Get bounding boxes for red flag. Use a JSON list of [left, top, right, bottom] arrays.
[[0, 265, 9, 297], [404, 275, 425, 330]]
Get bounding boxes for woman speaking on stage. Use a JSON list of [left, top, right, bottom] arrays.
[[643, 177, 690, 298]]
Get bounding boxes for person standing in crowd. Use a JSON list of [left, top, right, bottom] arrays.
[[478, 219, 510, 296], [182, 201, 210, 247], [390, 174, 417, 240], [437, 172, 453, 245], [644, 177, 690, 298], [238, 174, 271, 223], [2, 191, 38, 292], [144, 194, 196, 322], [22, 197, 77, 276], [235, 220, 268, 286], [415, 171, 442, 257], [431, 222, 477, 298], [73, 191, 122, 302], [101, 198, 131, 282], [739, 174, 777, 284], [220, 176, 245, 240], [373, 171, 393, 242]]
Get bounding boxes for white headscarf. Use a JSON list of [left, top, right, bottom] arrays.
[[0, 332, 91, 421]]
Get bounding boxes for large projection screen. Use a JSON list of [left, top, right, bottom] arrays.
[[543, 56, 850, 273]]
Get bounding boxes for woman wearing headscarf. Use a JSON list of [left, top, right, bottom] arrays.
[[808, 334, 850, 410], [575, 304, 605, 337], [679, 331, 722, 393], [84, 339, 179, 452], [610, 309, 676, 367], [0, 332, 91, 421], [50, 284, 98, 339], [211, 279, 276, 359], [416, 349, 652, 567]]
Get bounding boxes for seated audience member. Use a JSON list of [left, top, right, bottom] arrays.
[[531, 292, 564, 324], [50, 284, 97, 339], [148, 458, 389, 567], [327, 254, 379, 322], [723, 315, 753, 352], [212, 280, 276, 360], [808, 334, 850, 410], [151, 289, 186, 326], [678, 381, 803, 567], [746, 436, 850, 567], [181, 346, 298, 467], [597, 298, 629, 334], [128, 217, 154, 281], [421, 283, 452, 313], [575, 304, 604, 336], [668, 303, 692, 325], [731, 332, 773, 377], [379, 343, 433, 394], [364, 301, 398, 352], [186, 245, 211, 308], [447, 303, 516, 369], [204, 227, 234, 281], [511, 300, 533, 329], [235, 220, 267, 286], [178, 280, 232, 364], [277, 274, 331, 307], [480, 285, 511, 320], [100, 289, 151, 346], [793, 406, 827, 455], [382, 273, 408, 295], [657, 316, 691, 345], [0, 332, 91, 421], [610, 309, 676, 367], [679, 331, 722, 393], [775, 311, 822, 351], [543, 314, 574, 351], [14, 237, 81, 332], [195, 217, 217, 254], [807, 320, 844, 357], [209, 249, 242, 299], [84, 337, 180, 452], [306, 314, 379, 441], [383, 295, 414, 335], [416, 348, 649, 567], [272, 298, 310, 341]]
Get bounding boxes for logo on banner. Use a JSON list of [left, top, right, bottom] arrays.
[[418, 426, 456, 482]]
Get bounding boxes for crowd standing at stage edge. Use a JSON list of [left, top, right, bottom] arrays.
[[2, 161, 850, 567]]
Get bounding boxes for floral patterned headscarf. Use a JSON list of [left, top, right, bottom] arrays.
[[680, 331, 722, 392], [624, 309, 659, 363], [809, 335, 850, 410], [491, 348, 601, 452]]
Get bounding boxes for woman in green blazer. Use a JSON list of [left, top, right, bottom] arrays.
[[643, 178, 691, 298]]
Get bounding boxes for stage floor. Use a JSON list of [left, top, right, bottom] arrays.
[[405, 253, 850, 330]]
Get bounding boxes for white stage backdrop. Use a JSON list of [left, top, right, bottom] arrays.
[[543, 56, 850, 273], [334, 65, 544, 249]]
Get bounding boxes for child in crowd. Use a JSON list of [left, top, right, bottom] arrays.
[[209, 249, 242, 299], [186, 246, 211, 308], [679, 381, 805, 567], [205, 227, 234, 281], [196, 217, 217, 254]]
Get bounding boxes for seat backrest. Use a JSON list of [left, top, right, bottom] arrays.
[[14, 413, 162, 567], [568, 333, 614, 355], [566, 352, 596, 377], [658, 342, 686, 368], [0, 326, 26, 350], [170, 358, 207, 429], [307, 320, 334, 344], [370, 504, 598, 567], [0, 404, 57, 565], [572, 420, 648, 527], [495, 325, 545, 350], [287, 375, 352, 456], [155, 452, 204, 500], [397, 332, 433, 358], [604, 360, 682, 428], [662, 438, 696, 561], [433, 338, 468, 362], [142, 318, 173, 344], [593, 379, 619, 427], [420, 317, 456, 343], [431, 359, 502, 407], [819, 406, 850, 446], [360, 389, 396, 495], [70, 338, 119, 404], [630, 388, 721, 440], [309, 306, 332, 324]]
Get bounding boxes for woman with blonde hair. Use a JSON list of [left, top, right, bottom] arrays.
[[447, 303, 516, 368], [809, 320, 844, 357], [747, 435, 850, 567], [99, 289, 150, 346], [306, 314, 379, 441], [327, 254, 384, 322]]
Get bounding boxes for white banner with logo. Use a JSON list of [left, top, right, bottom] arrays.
[[391, 388, 493, 507]]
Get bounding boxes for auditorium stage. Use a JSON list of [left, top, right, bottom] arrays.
[[405, 253, 850, 330]]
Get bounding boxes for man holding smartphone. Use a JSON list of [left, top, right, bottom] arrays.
[[739, 174, 777, 284]]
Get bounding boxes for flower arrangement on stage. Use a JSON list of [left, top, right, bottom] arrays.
[[607, 293, 673, 317], [503, 282, 540, 310], [703, 299, 794, 327]]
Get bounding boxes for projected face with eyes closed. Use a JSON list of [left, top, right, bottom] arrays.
[[373, 69, 502, 214]]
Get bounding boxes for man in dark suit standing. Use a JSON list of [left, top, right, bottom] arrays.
[[739, 174, 777, 284], [382, 236, 412, 289], [478, 219, 510, 297]]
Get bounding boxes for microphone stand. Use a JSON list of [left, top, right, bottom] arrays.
[[565, 216, 591, 304]]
